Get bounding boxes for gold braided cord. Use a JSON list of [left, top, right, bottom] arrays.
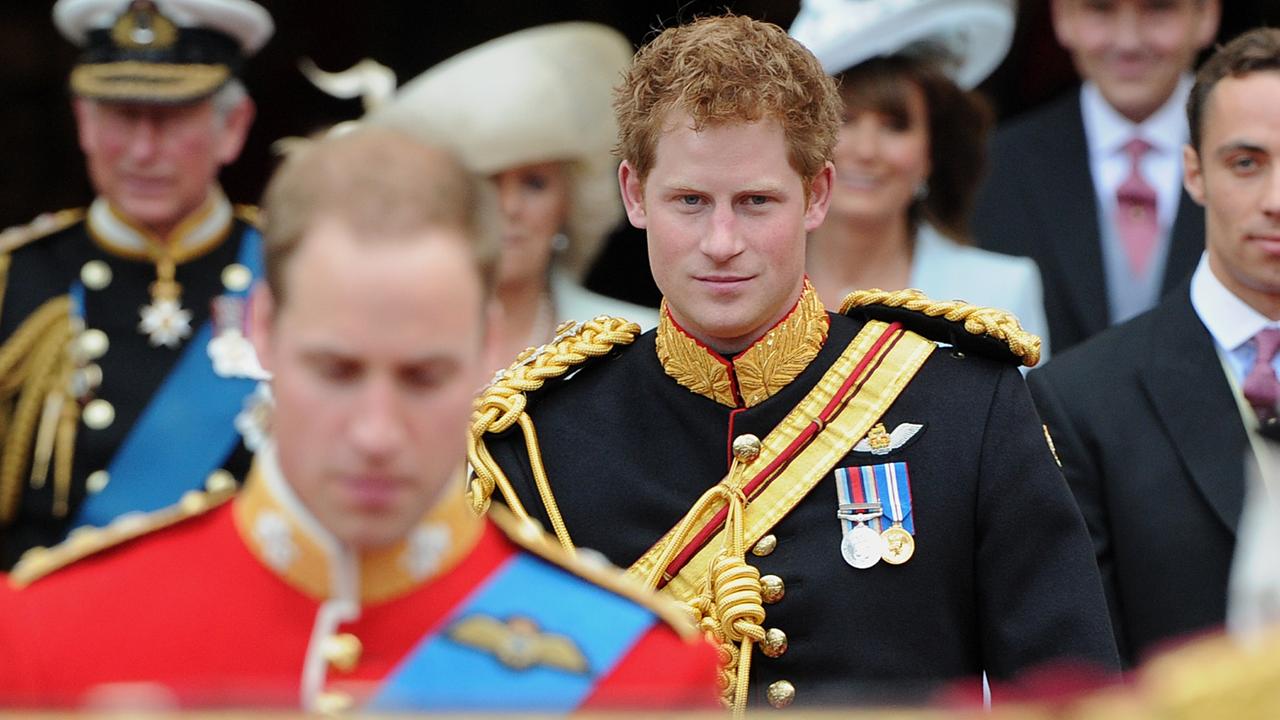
[[466, 317, 642, 548], [0, 296, 76, 524], [840, 287, 1042, 368], [638, 464, 765, 718], [0, 253, 10, 322]]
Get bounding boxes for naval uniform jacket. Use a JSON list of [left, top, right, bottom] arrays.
[[0, 446, 719, 711], [0, 197, 258, 568], [972, 90, 1203, 354], [482, 285, 1119, 707], [1027, 280, 1253, 666]]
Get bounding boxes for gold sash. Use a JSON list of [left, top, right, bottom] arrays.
[[626, 319, 936, 601]]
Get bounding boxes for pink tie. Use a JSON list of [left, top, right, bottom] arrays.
[[1244, 328, 1280, 426], [1116, 138, 1159, 276]]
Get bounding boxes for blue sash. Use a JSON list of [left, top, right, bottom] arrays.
[[367, 553, 657, 712], [72, 229, 262, 529]]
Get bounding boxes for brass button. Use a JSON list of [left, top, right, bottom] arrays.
[[324, 633, 363, 673], [205, 469, 237, 495], [80, 260, 112, 291], [752, 534, 777, 557], [314, 690, 355, 714], [760, 574, 785, 604], [767, 679, 795, 708], [82, 399, 115, 430], [78, 329, 109, 360], [731, 433, 762, 462], [761, 628, 788, 658], [221, 263, 253, 292], [71, 364, 103, 398], [85, 470, 110, 495]]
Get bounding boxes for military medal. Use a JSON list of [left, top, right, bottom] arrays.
[[208, 296, 267, 380], [862, 461, 917, 564], [138, 251, 192, 348], [834, 466, 885, 569]]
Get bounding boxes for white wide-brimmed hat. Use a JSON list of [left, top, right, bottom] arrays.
[[365, 22, 633, 281], [788, 0, 1015, 89], [54, 0, 273, 102]]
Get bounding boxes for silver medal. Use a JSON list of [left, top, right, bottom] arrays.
[[841, 523, 886, 569]]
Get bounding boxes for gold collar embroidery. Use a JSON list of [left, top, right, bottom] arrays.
[[655, 280, 829, 407], [232, 445, 484, 605], [86, 189, 232, 264]]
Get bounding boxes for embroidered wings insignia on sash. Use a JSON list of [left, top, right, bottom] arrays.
[[447, 615, 590, 674]]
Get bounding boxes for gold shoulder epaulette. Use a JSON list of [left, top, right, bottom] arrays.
[[0, 209, 84, 257], [467, 315, 641, 519], [487, 502, 698, 640], [841, 288, 1041, 368], [8, 483, 236, 589], [233, 204, 261, 227]]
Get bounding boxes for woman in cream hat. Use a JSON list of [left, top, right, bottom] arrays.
[[791, 0, 1051, 360], [364, 23, 657, 367]]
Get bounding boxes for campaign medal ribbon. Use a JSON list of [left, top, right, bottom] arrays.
[[834, 466, 885, 569], [864, 462, 916, 564]]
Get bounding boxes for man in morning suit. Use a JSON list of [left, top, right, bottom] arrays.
[[1028, 27, 1280, 667], [973, 0, 1220, 353], [0, 0, 274, 568], [0, 128, 719, 712], [469, 13, 1119, 712]]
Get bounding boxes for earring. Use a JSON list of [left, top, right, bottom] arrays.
[[551, 232, 570, 253], [913, 180, 930, 202]]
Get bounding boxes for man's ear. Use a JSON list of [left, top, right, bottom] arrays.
[[72, 97, 96, 156], [247, 281, 276, 371], [618, 160, 648, 230], [1183, 143, 1207, 207], [216, 95, 256, 167], [803, 161, 836, 232]]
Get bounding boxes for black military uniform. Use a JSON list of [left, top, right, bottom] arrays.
[[0, 201, 261, 568], [0, 0, 273, 569], [473, 284, 1119, 708]]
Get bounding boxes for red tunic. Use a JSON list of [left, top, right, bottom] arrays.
[[0, 464, 718, 712]]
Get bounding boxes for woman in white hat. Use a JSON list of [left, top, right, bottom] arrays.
[[365, 23, 657, 367], [791, 0, 1051, 359]]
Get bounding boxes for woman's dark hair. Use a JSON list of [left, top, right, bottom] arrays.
[[836, 51, 994, 242]]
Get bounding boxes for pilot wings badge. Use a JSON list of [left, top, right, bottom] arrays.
[[853, 422, 924, 456]]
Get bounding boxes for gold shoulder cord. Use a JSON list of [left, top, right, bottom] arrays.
[[841, 287, 1042, 367], [0, 296, 78, 525], [0, 210, 86, 526], [467, 316, 642, 555]]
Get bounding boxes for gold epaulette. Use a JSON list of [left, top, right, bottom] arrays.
[[8, 482, 237, 589], [467, 316, 640, 548], [487, 502, 698, 641], [233, 204, 261, 227], [841, 287, 1042, 368], [0, 209, 84, 257]]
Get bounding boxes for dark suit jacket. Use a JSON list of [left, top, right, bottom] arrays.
[[1027, 282, 1255, 666], [485, 311, 1119, 706], [973, 90, 1204, 354]]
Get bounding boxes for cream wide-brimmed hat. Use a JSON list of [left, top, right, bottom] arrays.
[[788, 0, 1015, 89], [365, 23, 633, 281]]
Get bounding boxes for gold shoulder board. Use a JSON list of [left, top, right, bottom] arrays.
[[9, 485, 235, 588], [0, 209, 85, 257], [841, 288, 1042, 368]]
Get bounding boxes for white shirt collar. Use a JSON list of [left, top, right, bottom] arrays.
[[1191, 253, 1278, 353], [1080, 75, 1192, 161]]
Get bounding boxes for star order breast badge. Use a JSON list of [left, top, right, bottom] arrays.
[[138, 297, 193, 348]]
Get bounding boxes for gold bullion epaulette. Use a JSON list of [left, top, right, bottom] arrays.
[[233, 203, 261, 227], [8, 479, 237, 589], [840, 288, 1041, 368], [467, 316, 641, 519], [0, 208, 84, 257], [487, 502, 698, 641]]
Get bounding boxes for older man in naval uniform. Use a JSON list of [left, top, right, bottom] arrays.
[[470, 12, 1119, 713], [0, 0, 272, 568]]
